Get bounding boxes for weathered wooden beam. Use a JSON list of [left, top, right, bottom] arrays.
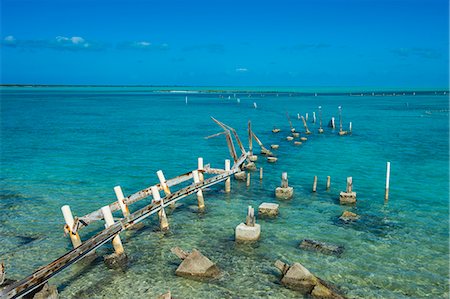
[[248, 121, 253, 154], [211, 117, 246, 155], [252, 132, 273, 156], [225, 132, 238, 162], [204, 131, 227, 139]]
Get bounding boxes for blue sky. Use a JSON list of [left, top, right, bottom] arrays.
[[1, 0, 448, 87]]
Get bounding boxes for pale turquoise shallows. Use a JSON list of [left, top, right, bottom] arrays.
[[0, 87, 449, 298]]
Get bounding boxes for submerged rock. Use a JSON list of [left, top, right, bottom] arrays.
[[171, 247, 220, 279], [157, 291, 172, 299], [299, 239, 344, 256], [0, 262, 4, 286], [32, 283, 58, 299], [274, 260, 346, 299], [339, 211, 359, 222], [104, 252, 128, 270]]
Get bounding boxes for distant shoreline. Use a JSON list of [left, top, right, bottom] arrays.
[[0, 84, 448, 96]]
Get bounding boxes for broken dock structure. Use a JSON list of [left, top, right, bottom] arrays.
[[0, 118, 273, 299]]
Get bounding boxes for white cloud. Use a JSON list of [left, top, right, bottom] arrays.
[[71, 36, 85, 44], [236, 68, 248, 72], [136, 41, 151, 47], [4, 35, 15, 42]]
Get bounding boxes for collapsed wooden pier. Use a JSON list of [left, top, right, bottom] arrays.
[[1, 118, 270, 299]]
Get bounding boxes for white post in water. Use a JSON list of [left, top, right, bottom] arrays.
[[246, 173, 251, 187], [151, 186, 169, 230], [192, 170, 205, 210], [305, 113, 309, 121], [101, 205, 125, 255], [281, 172, 289, 188], [225, 159, 231, 193], [331, 117, 336, 129], [338, 106, 343, 132], [260, 167, 263, 180], [385, 162, 391, 202], [197, 157, 204, 182], [312, 176, 317, 192], [114, 186, 130, 217], [326, 176, 331, 190], [156, 170, 171, 195], [346, 177, 353, 193], [297, 113, 300, 120], [349, 122, 352, 134], [61, 205, 82, 248], [313, 112, 316, 123]]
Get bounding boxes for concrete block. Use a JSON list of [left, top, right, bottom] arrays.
[[235, 223, 261, 241], [275, 187, 294, 200], [339, 192, 356, 204], [258, 203, 279, 217]]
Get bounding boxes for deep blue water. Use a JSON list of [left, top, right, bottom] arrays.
[[0, 87, 449, 298]]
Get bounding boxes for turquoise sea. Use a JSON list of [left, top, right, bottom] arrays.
[[0, 87, 449, 298]]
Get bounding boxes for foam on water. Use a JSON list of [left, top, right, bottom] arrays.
[[1, 88, 449, 298]]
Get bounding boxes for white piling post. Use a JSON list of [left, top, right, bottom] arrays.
[[151, 186, 169, 230], [61, 205, 82, 248], [281, 172, 289, 188], [346, 177, 353, 193], [312, 176, 317, 192], [331, 117, 335, 129], [197, 157, 204, 182], [326, 176, 331, 190], [305, 113, 309, 121], [385, 162, 391, 201], [259, 167, 263, 180], [313, 112, 316, 123], [225, 159, 231, 193], [246, 173, 251, 187], [101, 205, 125, 255], [157, 170, 171, 195], [297, 113, 300, 120], [349, 122, 352, 133], [192, 170, 205, 210], [114, 186, 130, 217]]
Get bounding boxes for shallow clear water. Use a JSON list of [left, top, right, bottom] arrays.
[[1, 87, 449, 298]]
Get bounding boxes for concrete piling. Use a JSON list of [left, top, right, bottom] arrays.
[[114, 186, 130, 217], [326, 176, 331, 190], [276, 172, 294, 199], [157, 170, 171, 196], [101, 206, 125, 255], [260, 167, 263, 180], [246, 173, 251, 187], [197, 157, 204, 182], [61, 205, 82, 248], [151, 186, 169, 230], [312, 176, 317, 192], [385, 162, 391, 202], [225, 159, 231, 193], [192, 170, 205, 211], [339, 177, 356, 204], [235, 206, 261, 241]]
